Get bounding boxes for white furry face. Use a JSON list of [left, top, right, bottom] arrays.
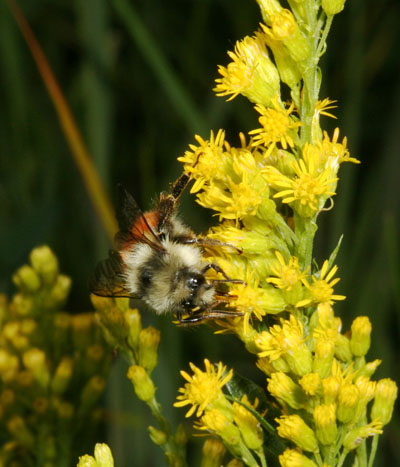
[[121, 239, 215, 315]]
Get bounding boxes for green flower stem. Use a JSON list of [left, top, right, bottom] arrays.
[[294, 213, 318, 269], [147, 397, 187, 467], [336, 450, 348, 467], [316, 14, 334, 58], [255, 448, 267, 467], [313, 451, 323, 466], [367, 435, 380, 467], [356, 438, 368, 467]]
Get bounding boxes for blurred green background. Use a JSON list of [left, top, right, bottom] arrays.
[[1, 0, 399, 465]]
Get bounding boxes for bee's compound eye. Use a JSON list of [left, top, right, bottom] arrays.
[[186, 273, 204, 291]]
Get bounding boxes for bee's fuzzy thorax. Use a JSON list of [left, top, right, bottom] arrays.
[[121, 238, 214, 314]]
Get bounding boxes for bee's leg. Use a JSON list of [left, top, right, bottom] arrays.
[[201, 263, 246, 286], [158, 172, 192, 233], [177, 309, 243, 325], [183, 237, 243, 255]]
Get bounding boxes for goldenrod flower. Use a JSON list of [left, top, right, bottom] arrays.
[[214, 32, 280, 106], [230, 269, 285, 322], [249, 99, 301, 155], [321, 128, 359, 164], [196, 176, 265, 221], [256, 315, 312, 376], [174, 359, 233, 418], [178, 130, 230, 193], [279, 448, 318, 467], [267, 251, 308, 305], [298, 261, 345, 307], [266, 157, 338, 218], [276, 414, 319, 452]]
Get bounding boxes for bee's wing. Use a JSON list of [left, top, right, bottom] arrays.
[[115, 184, 164, 252], [90, 250, 134, 298]]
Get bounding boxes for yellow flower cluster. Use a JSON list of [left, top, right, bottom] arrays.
[[0, 246, 110, 466], [174, 359, 265, 467], [255, 305, 396, 464], [173, 0, 397, 466]]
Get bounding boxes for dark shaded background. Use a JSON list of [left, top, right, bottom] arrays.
[[1, 0, 399, 465]]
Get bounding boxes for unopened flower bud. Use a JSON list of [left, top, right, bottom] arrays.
[[51, 356, 74, 394], [77, 455, 97, 467], [138, 326, 161, 374], [10, 293, 33, 316], [233, 401, 264, 450], [80, 376, 106, 410], [276, 414, 318, 452], [270, 9, 310, 62], [350, 316, 371, 357], [30, 245, 59, 285], [48, 274, 72, 306], [125, 307, 142, 348], [148, 426, 168, 446], [201, 438, 226, 467], [313, 404, 337, 445], [313, 337, 335, 378], [371, 378, 398, 425], [322, 376, 340, 404], [22, 348, 50, 388], [127, 365, 155, 402], [334, 333, 352, 362], [279, 448, 317, 467], [256, 0, 282, 24], [321, 0, 347, 16], [175, 423, 189, 447], [201, 409, 241, 446], [7, 416, 35, 449], [13, 265, 41, 293], [267, 372, 307, 409], [299, 373, 322, 396], [337, 384, 359, 424], [94, 443, 114, 467]]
